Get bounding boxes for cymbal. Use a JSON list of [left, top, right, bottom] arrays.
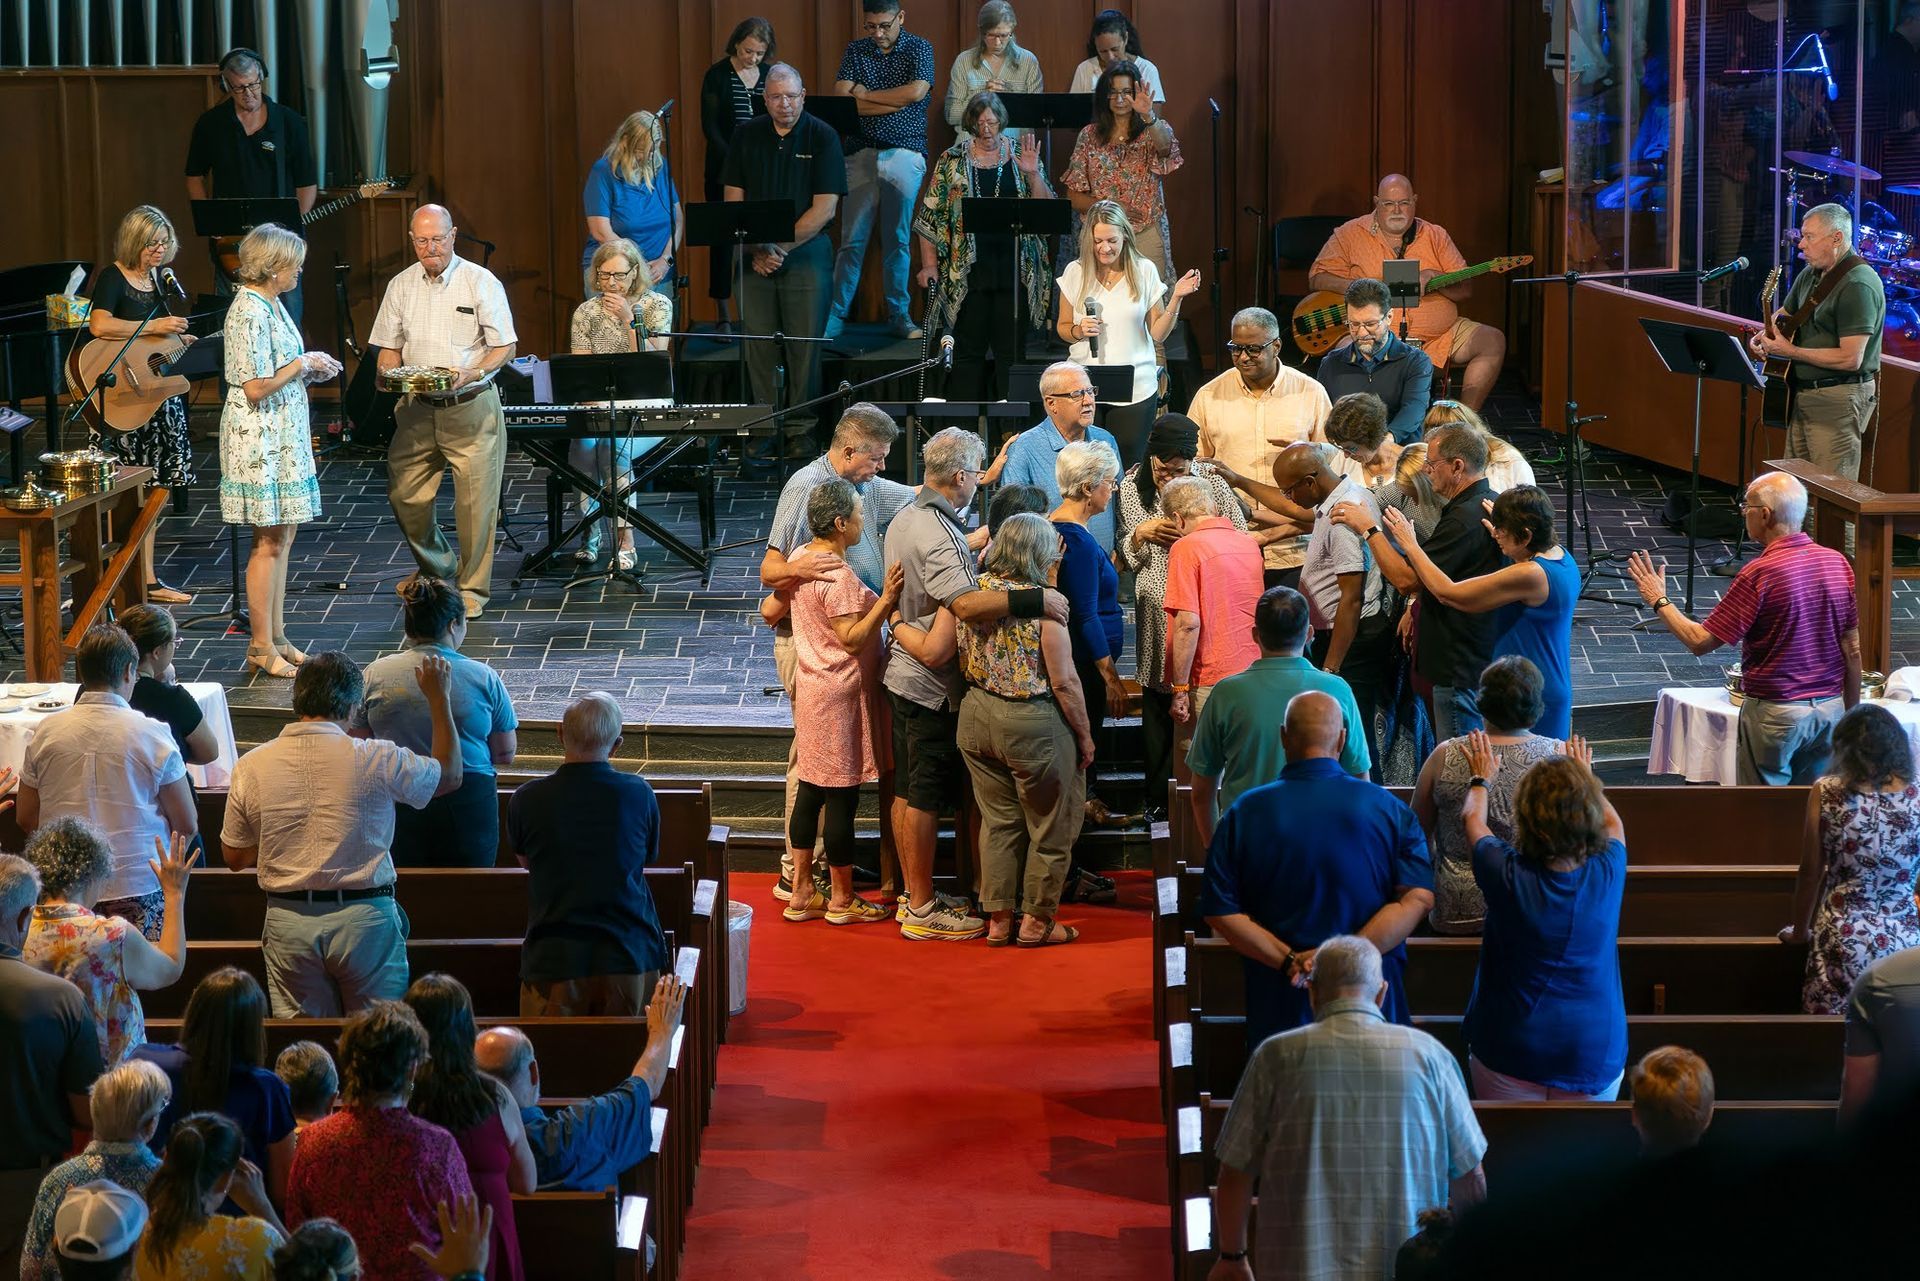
[[1782, 150, 1880, 180], [1887, 183, 1920, 197]]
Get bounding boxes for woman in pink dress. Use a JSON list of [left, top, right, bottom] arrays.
[[404, 974, 535, 1281], [781, 478, 904, 926]]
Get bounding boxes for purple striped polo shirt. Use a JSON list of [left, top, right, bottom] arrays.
[[1701, 532, 1857, 700]]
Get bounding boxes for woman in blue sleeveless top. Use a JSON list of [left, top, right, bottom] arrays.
[[1380, 485, 1577, 738]]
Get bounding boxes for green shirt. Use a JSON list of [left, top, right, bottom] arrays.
[[1185, 656, 1370, 812], [1782, 259, 1885, 383]]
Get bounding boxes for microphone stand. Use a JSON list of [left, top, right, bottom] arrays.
[[651, 329, 832, 465], [1207, 98, 1227, 363]]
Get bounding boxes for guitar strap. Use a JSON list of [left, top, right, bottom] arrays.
[[1784, 253, 1863, 335]]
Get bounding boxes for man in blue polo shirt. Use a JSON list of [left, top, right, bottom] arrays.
[[1186, 587, 1368, 844], [1316, 277, 1434, 445], [999, 361, 1121, 551], [827, 0, 936, 341], [1200, 690, 1432, 1048]]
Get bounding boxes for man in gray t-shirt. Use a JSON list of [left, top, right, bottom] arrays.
[[1844, 946, 1920, 1121]]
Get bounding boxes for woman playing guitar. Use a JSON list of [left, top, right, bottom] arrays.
[[82, 205, 199, 603]]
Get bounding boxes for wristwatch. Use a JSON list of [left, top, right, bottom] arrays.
[[1363, 526, 1382, 540]]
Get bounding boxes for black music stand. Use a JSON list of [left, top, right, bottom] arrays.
[[549, 351, 673, 592], [1008, 362, 1131, 409], [961, 196, 1071, 368], [804, 96, 860, 138], [1383, 258, 1421, 342], [1000, 92, 1094, 171], [1636, 318, 1766, 618], [684, 200, 795, 402]]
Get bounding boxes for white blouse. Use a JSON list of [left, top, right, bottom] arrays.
[[1059, 257, 1163, 406], [1068, 55, 1167, 101]]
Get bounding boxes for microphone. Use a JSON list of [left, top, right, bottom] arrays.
[[1813, 34, 1838, 102], [939, 334, 954, 370], [1698, 256, 1749, 285], [1083, 297, 1101, 359], [657, 98, 675, 118], [161, 268, 188, 301], [1208, 97, 1220, 118]]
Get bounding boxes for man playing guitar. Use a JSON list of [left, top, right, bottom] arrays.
[[1308, 173, 1509, 411], [1748, 202, 1886, 531], [184, 47, 318, 319]]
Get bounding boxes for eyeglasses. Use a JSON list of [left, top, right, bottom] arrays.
[[862, 15, 900, 35], [1106, 88, 1136, 100], [226, 78, 264, 94], [766, 92, 804, 104], [1045, 388, 1097, 401], [1375, 198, 1415, 210], [1225, 339, 1276, 357], [145, 236, 174, 249], [594, 268, 635, 280], [1346, 314, 1388, 332], [411, 233, 452, 248]]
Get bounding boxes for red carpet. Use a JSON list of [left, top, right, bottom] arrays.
[[680, 871, 1169, 1280]]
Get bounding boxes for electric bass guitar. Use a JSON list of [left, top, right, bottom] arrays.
[[1290, 254, 1533, 357], [208, 176, 407, 279], [1756, 265, 1792, 428]]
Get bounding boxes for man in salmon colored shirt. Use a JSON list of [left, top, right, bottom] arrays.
[[1162, 477, 1265, 732], [1309, 173, 1508, 411]]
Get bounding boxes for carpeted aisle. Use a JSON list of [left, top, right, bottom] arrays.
[[681, 871, 1169, 1280]]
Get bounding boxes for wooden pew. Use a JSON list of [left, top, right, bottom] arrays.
[[512, 1190, 628, 1281]]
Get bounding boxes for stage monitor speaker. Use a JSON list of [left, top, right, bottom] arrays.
[[342, 345, 398, 448], [1661, 492, 1742, 539]]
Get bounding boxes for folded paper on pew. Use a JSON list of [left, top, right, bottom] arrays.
[[1165, 946, 1186, 988], [675, 948, 700, 985], [693, 879, 717, 917], [1169, 1022, 1193, 1068], [1157, 876, 1178, 916], [670, 1024, 684, 1069], [1183, 1197, 1212, 1252], [650, 1107, 667, 1155], [1179, 1106, 1202, 1155], [616, 1195, 647, 1252]]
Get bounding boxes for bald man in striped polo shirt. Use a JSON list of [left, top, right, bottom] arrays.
[[1626, 470, 1860, 785]]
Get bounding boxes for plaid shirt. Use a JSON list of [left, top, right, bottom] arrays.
[[1215, 998, 1485, 1281], [367, 254, 517, 384]]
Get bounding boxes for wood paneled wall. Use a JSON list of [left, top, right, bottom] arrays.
[[7, 2, 1560, 367]]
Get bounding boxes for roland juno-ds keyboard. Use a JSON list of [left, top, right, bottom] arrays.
[[502, 402, 775, 439]]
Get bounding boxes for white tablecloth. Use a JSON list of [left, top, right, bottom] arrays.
[[0, 682, 239, 790], [1648, 684, 1920, 785]]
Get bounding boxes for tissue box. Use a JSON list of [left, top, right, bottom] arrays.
[[45, 295, 91, 328]]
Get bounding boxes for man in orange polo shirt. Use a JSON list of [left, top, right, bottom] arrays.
[[1162, 477, 1265, 740], [1309, 173, 1507, 411]]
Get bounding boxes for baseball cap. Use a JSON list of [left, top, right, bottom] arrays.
[[53, 1180, 147, 1260]]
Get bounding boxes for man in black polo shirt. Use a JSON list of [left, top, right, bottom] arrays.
[[723, 62, 848, 459], [183, 47, 318, 317], [1316, 277, 1434, 445], [1333, 421, 1501, 737]]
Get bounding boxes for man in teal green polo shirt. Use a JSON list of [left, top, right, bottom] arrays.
[[1186, 586, 1369, 842]]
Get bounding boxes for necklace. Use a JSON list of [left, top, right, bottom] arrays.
[[968, 137, 1007, 199]]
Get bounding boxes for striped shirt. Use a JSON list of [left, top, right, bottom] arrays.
[[1215, 998, 1485, 1281], [367, 254, 517, 385], [1701, 532, 1856, 700]]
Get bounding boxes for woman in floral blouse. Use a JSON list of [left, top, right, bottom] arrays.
[[24, 819, 196, 1065], [21, 1058, 171, 1280], [955, 513, 1094, 947], [1061, 59, 1183, 280], [913, 90, 1053, 402], [567, 238, 673, 570], [135, 1112, 286, 1280]]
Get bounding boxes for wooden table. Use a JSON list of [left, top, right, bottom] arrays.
[[0, 466, 165, 681], [1766, 457, 1920, 675]]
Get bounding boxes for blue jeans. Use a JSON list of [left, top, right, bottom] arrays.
[[261, 896, 410, 1018], [829, 146, 926, 327], [1736, 695, 1842, 786], [1430, 684, 1483, 741]]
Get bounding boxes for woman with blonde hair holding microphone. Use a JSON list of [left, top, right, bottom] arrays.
[[219, 224, 339, 678]]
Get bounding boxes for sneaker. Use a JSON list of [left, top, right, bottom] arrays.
[[900, 898, 987, 942], [783, 890, 828, 922], [889, 320, 924, 341], [774, 866, 832, 904], [826, 897, 890, 925]]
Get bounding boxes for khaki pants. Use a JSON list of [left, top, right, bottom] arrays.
[[956, 689, 1085, 917], [388, 386, 507, 606], [775, 631, 826, 881], [1787, 380, 1878, 552], [519, 971, 658, 1017]]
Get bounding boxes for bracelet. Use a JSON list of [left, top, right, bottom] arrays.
[[1218, 1250, 1248, 1263], [1652, 596, 1672, 611], [1468, 776, 1490, 790], [1171, 683, 1191, 693]]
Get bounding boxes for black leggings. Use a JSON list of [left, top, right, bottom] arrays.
[[790, 780, 860, 869]]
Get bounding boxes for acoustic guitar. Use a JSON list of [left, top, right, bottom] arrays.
[[64, 274, 197, 434], [209, 176, 407, 278], [1756, 264, 1792, 427], [1290, 254, 1533, 357]]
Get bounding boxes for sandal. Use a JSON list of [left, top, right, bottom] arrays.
[[147, 582, 194, 605], [1016, 918, 1079, 948], [243, 645, 299, 679], [986, 915, 1016, 947], [273, 638, 309, 665]]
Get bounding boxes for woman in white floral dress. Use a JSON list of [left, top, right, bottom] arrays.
[[219, 224, 339, 678]]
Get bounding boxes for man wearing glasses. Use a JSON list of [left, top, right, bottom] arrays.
[[1188, 307, 1332, 590], [1309, 173, 1507, 411], [1315, 278, 1434, 445], [827, 0, 936, 342], [184, 47, 318, 317], [370, 204, 518, 620], [999, 362, 1123, 551]]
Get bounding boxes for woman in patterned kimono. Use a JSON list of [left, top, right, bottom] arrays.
[[218, 224, 339, 678]]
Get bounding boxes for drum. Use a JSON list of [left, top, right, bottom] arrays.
[[1857, 202, 1912, 262]]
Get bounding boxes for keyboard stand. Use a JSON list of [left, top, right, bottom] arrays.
[[512, 426, 713, 581]]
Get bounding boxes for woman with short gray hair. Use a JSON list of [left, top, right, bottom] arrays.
[[781, 478, 905, 925], [18, 1058, 172, 1280], [23, 818, 198, 1064], [1051, 441, 1128, 881], [956, 512, 1094, 945]]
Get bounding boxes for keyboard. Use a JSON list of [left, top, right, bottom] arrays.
[[502, 402, 776, 439]]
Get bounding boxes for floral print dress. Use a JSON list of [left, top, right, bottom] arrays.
[[219, 286, 320, 526], [1803, 779, 1920, 1013], [24, 902, 143, 1064]]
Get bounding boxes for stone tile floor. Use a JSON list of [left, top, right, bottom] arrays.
[[2, 377, 1908, 724]]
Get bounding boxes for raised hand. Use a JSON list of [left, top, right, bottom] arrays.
[[647, 973, 687, 1043], [1172, 268, 1203, 300], [1463, 728, 1500, 780], [409, 1194, 494, 1279], [149, 831, 199, 898], [1564, 733, 1594, 769], [1016, 132, 1041, 174], [1626, 550, 1669, 607], [1132, 79, 1155, 118]]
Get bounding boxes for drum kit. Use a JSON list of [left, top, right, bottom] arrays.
[[1778, 149, 1920, 340]]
